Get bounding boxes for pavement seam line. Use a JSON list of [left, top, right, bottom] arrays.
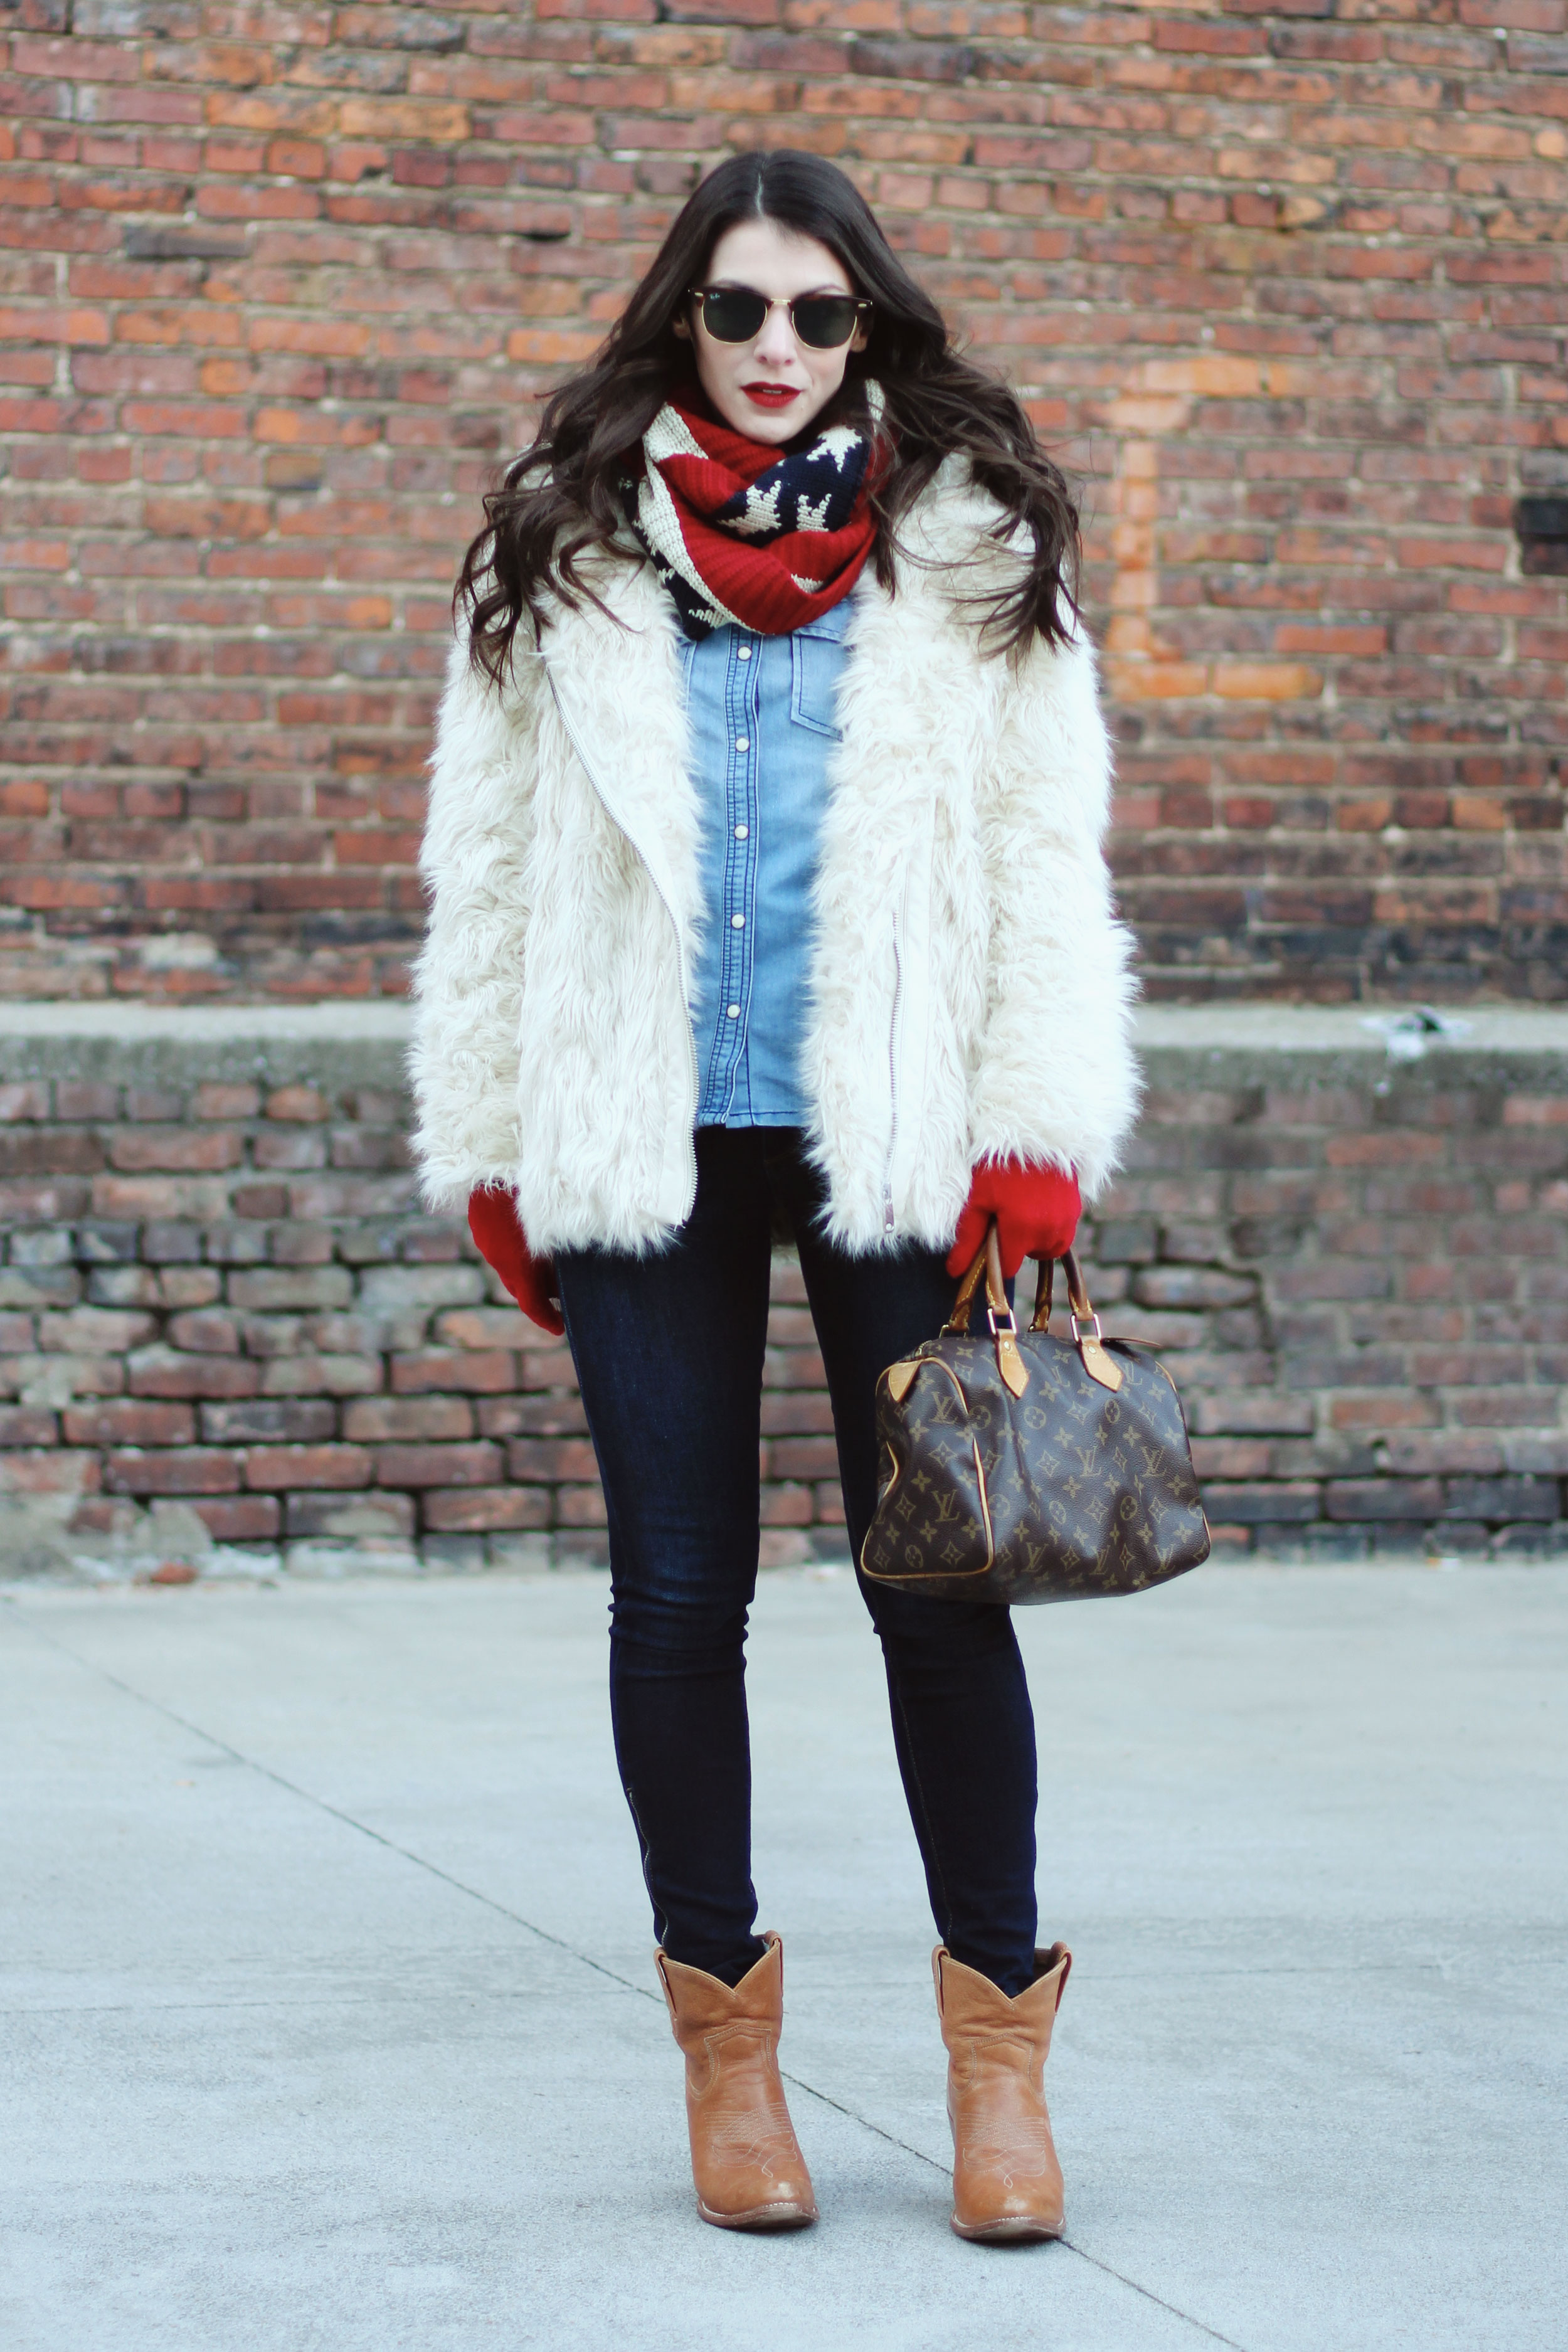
[[7, 1599, 1252, 2349]]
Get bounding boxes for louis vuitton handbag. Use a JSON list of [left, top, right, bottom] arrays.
[[861, 1224, 1210, 1603]]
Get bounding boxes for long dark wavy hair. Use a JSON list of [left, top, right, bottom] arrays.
[[456, 150, 1081, 683]]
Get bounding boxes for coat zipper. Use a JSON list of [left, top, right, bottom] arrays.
[[882, 908, 902, 1232], [546, 669, 700, 1212]]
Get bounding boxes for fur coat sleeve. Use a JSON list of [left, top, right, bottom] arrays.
[[408, 633, 542, 1212], [966, 627, 1138, 1195]]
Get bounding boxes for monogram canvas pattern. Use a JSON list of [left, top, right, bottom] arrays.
[[861, 1333, 1210, 1605]]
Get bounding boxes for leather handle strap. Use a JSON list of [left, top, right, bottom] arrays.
[[943, 1222, 1010, 1335], [942, 1221, 1027, 1396], [943, 1229, 1116, 1392], [1029, 1246, 1093, 1332]]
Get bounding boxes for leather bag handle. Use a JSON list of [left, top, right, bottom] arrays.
[[942, 1221, 1027, 1397], [1029, 1248, 1093, 1332], [946, 1231, 1122, 1396]]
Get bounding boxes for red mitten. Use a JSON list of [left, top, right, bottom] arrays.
[[467, 1185, 566, 1338], [946, 1158, 1082, 1281]]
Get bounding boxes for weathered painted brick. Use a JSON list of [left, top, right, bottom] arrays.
[[1, 1046, 1564, 1557], [356, 1266, 484, 1312], [242, 1444, 373, 1491], [0, 1407, 61, 1447], [105, 1448, 242, 1496], [423, 1486, 553, 1533], [341, 1396, 474, 1441], [127, 1347, 261, 1400], [284, 1493, 415, 1542], [61, 1401, 195, 1447], [1200, 1483, 1323, 1525], [374, 1441, 502, 1489], [389, 1348, 517, 1394], [200, 1401, 337, 1444], [227, 1268, 354, 1311], [1324, 1480, 1445, 1523], [260, 1355, 384, 1398]]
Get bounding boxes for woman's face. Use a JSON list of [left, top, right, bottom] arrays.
[[675, 218, 869, 446]]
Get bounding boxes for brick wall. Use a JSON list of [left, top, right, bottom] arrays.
[[1, 5, 1564, 1006], [2, 1010, 1565, 1577]]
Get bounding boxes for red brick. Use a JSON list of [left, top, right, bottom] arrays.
[[768, 1438, 842, 1481], [0, 1406, 60, 1446], [374, 1441, 502, 1489], [556, 1483, 608, 1528], [0, 1450, 102, 1500], [0, 1083, 51, 1122], [421, 1486, 553, 1533], [342, 1396, 474, 1441], [191, 1494, 281, 1542], [389, 1348, 517, 1394], [127, 1348, 262, 1401], [243, 1443, 373, 1491], [265, 1085, 330, 1123], [105, 1447, 242, 1496], [61, 1401, 195, 1446]]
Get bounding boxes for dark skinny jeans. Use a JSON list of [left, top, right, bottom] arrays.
[[553, 1126, 1039, 1996]]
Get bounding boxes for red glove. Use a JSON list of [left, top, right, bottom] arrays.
[[467, 1185, 566, 1338], [946, 1158, 1082, 1281]]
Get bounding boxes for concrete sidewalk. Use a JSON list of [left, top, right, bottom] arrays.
[[2, 1563, 1564, 2352]]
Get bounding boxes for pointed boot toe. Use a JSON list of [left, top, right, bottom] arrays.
[[657, 1932, 818, 2231], [933, 1942, 1071, 2245]]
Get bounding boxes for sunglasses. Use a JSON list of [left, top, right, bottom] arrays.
[[687, 283, 872, 351]]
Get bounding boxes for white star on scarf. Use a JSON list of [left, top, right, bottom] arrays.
[[729, 479, 784, 538]]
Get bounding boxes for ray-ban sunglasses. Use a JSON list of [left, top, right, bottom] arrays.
[[687, 284, 873, 351]]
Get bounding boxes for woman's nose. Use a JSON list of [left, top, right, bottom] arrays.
[[753, 304, 799, 364]]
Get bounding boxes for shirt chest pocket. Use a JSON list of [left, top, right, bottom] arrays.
[[790, 630, 844, 740]]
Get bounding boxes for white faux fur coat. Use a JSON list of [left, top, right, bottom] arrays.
[[410, 464, 1138, 1256]]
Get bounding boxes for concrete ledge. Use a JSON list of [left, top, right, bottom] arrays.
[[0, 1001, 412, 1091], [6, 997, 1567, 1064], [3, 1000, 1565, 1103], [1, 1001, 413, 1042]]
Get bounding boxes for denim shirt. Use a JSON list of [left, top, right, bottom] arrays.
[[681, 598, 853, 1128]]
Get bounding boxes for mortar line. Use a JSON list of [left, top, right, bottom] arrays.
[[8, 1599, 1250, 2349]]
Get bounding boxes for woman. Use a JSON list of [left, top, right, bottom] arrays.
[[411, 151, 1137, 2244]]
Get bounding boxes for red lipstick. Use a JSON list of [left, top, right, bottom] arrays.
[[743, 383, 800, 410]]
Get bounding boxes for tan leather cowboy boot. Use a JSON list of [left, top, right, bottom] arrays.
[[656, 1931, 818, 2231], [933, 1941, 1072, 2242]]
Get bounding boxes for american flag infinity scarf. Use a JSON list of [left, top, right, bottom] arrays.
[[624, 385, 884, 640]]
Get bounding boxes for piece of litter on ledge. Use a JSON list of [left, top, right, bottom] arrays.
[[1360, 1007, 1471, 1064], [1426, 1555, 1463, 1572]]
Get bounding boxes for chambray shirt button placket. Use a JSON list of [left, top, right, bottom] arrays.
[[717, 635, 760, 1116]]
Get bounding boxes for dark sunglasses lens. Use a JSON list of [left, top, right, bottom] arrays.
[[791, 295, 862, 349], [700, 289, 768, 344]]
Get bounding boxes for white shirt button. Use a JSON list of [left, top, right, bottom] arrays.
[[731, 913, 745, 929], [734, 824, 749, 840], [737, 645, 752, 661], [734, 736, 749, 752], [726, 1005, 740, 1019]]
